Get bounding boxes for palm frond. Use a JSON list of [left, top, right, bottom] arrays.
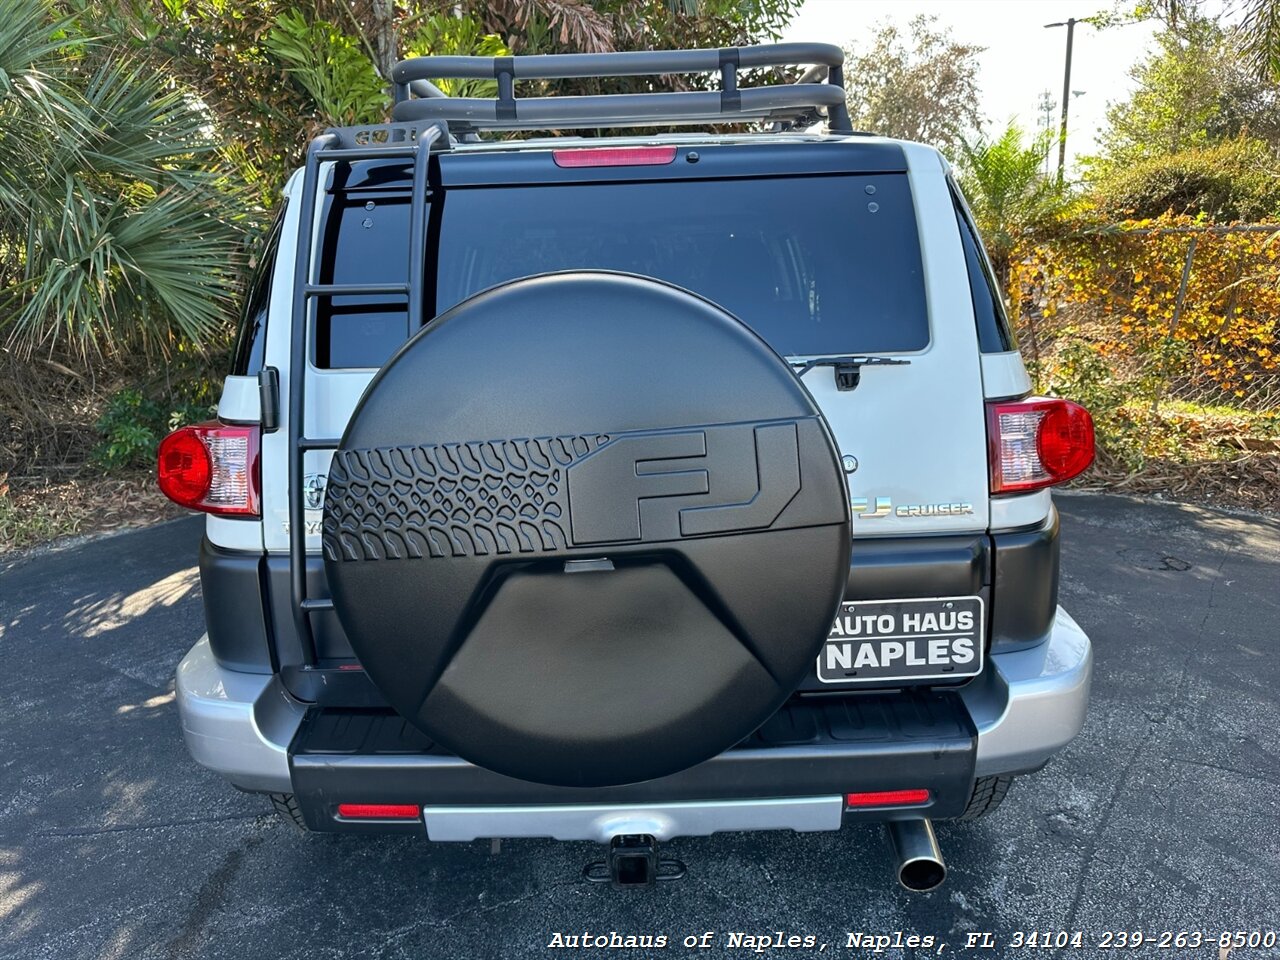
[[0, 0, 90, 220], [77, 55, 222, 187], [1, 3, 251, 360], [478, 0, 615, 53], [1237, 0, 1280, 82], [6, 179, 243, 355], [957, 124, 1070, 278], [266, 11, 387, 128]]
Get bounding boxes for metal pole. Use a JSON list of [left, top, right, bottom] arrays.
[[1056, 18, 1076, 183]]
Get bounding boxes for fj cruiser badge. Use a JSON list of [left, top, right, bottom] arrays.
[[850, 496, 891, 519], [851, 496, 974, 519]]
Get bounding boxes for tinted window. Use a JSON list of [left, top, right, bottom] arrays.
[[435, 175, 927, 358], [949, 181, 1015, 353], [231, 204, 286, 376], [315, 194, 414, 368]]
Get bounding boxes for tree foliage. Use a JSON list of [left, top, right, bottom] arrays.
[[1011, 216, 1280, 466], [958, 125, 1071, 282], [1092, 15, 1280, 172], [1091, 136, 1280, 221], [843, 16, 984, 157], [1239, 0, 1280, 82], [0, 0, 250, 359], [62, 0, 804, 190], [266, 10, 390, 127]]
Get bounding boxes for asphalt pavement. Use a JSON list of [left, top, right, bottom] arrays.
[[1, 493, 1278, 960]]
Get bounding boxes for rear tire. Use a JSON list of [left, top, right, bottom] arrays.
[[959, 775, 1014, 820], [269, 792, 309, 831]]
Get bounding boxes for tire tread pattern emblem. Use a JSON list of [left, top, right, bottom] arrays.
[[324, 419, 810, 562], [323, 435, 603, 561]]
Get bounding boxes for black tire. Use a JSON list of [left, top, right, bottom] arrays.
[[269, 792, 309, 831], [959, 775, 1014, 820], [322, 271, 850, 788]]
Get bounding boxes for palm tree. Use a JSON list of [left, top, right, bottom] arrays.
[[0, 0, 250, 359], [957, 124, 1071, 285], [1239, 0, 1280, 80], [1148, 0, 1279, 82]]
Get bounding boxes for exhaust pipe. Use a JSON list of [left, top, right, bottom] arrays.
[[885, 819, 946, 892]]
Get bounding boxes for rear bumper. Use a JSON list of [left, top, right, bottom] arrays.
[[175, 638, 305, 793], [175, 605, 1091, 830], [964, 606, 1093, 776], [424, 797, 844, 842]]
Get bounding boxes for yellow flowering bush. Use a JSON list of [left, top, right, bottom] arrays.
[[1008, 214, 1280, 469]]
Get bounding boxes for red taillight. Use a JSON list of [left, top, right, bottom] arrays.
[[157, 421, 260, 516], [846, 789, 931, 808], [552, 146, 678, 168], [336, 803, 422, 820], [987, 397, 1094, 494]]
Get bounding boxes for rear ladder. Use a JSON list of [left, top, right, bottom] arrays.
[[285, 123, 445, 666]]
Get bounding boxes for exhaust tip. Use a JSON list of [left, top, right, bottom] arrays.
[[898, 855, 946, 892], [885, 819, 946, 893]]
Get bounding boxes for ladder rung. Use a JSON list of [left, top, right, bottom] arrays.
[[299, 437, 341, 451], [317, 146, 418, 162], [305, 283, 409, 298], [301, 598, 335, 612]]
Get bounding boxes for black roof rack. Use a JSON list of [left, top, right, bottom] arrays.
[[388, 42, 853, 135]]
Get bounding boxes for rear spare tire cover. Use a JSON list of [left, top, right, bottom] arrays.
[[322, 271, 851, 787]]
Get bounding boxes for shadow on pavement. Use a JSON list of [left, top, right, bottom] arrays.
[[1, 497, 1278, 959]]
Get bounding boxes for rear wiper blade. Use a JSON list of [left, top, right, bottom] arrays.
[[787, 355, 911, 392]]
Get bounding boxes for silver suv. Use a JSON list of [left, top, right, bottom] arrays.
[[159, 43, 1094, 892]]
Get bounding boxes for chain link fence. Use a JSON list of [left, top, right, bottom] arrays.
[[1009, 221, 1280, 504]]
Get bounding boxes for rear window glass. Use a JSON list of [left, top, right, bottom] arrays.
[[316, 194, 414, 369], [949, 178, 1016, 353], [231, 203, 286, 376], [317, 173, 929, 368], [439, 175, 927, 357]]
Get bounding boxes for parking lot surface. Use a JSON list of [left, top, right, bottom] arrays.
[[1, 493, 1278, 959]]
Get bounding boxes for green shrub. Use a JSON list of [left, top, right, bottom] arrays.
[[1043, 339, 1196, 471], [1090, 138, 1280, 222], [94, 386, 213, 470]]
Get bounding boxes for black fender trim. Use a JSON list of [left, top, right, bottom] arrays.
[[199, 538, 273, 673], [990, 506, 1060, 652]]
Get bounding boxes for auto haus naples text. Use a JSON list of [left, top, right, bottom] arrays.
[[826, 605, 977, 671]]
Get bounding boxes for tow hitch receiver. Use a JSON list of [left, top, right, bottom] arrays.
[[584, 835, 687, 889]]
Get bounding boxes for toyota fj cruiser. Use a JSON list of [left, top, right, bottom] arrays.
[[161, 43, 1094, 892]]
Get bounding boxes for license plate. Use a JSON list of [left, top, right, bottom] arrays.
[[816, 596, 984, 684]]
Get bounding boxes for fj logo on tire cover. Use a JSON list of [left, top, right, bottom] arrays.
[[323, 419, 808, 561]]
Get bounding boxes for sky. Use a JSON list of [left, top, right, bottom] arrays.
[[781, 0, 1161, 173]]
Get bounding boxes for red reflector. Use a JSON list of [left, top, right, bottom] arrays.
[[336, 803, 422, 820], [846, 789, 931, 808], [1038, 401, 1095, 480], [552, 146, 678, 168]]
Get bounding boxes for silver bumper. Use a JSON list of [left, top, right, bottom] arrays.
[[175, 637, 305, 793], [424, 797, 844, 842], [175, 606, 1091, 809], [962, 606, 1093, 776]]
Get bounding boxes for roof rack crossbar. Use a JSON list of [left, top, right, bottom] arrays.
[[388, 42, 853, 134]]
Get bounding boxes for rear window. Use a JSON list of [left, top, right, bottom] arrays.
[[317, 173, 929, 368]]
